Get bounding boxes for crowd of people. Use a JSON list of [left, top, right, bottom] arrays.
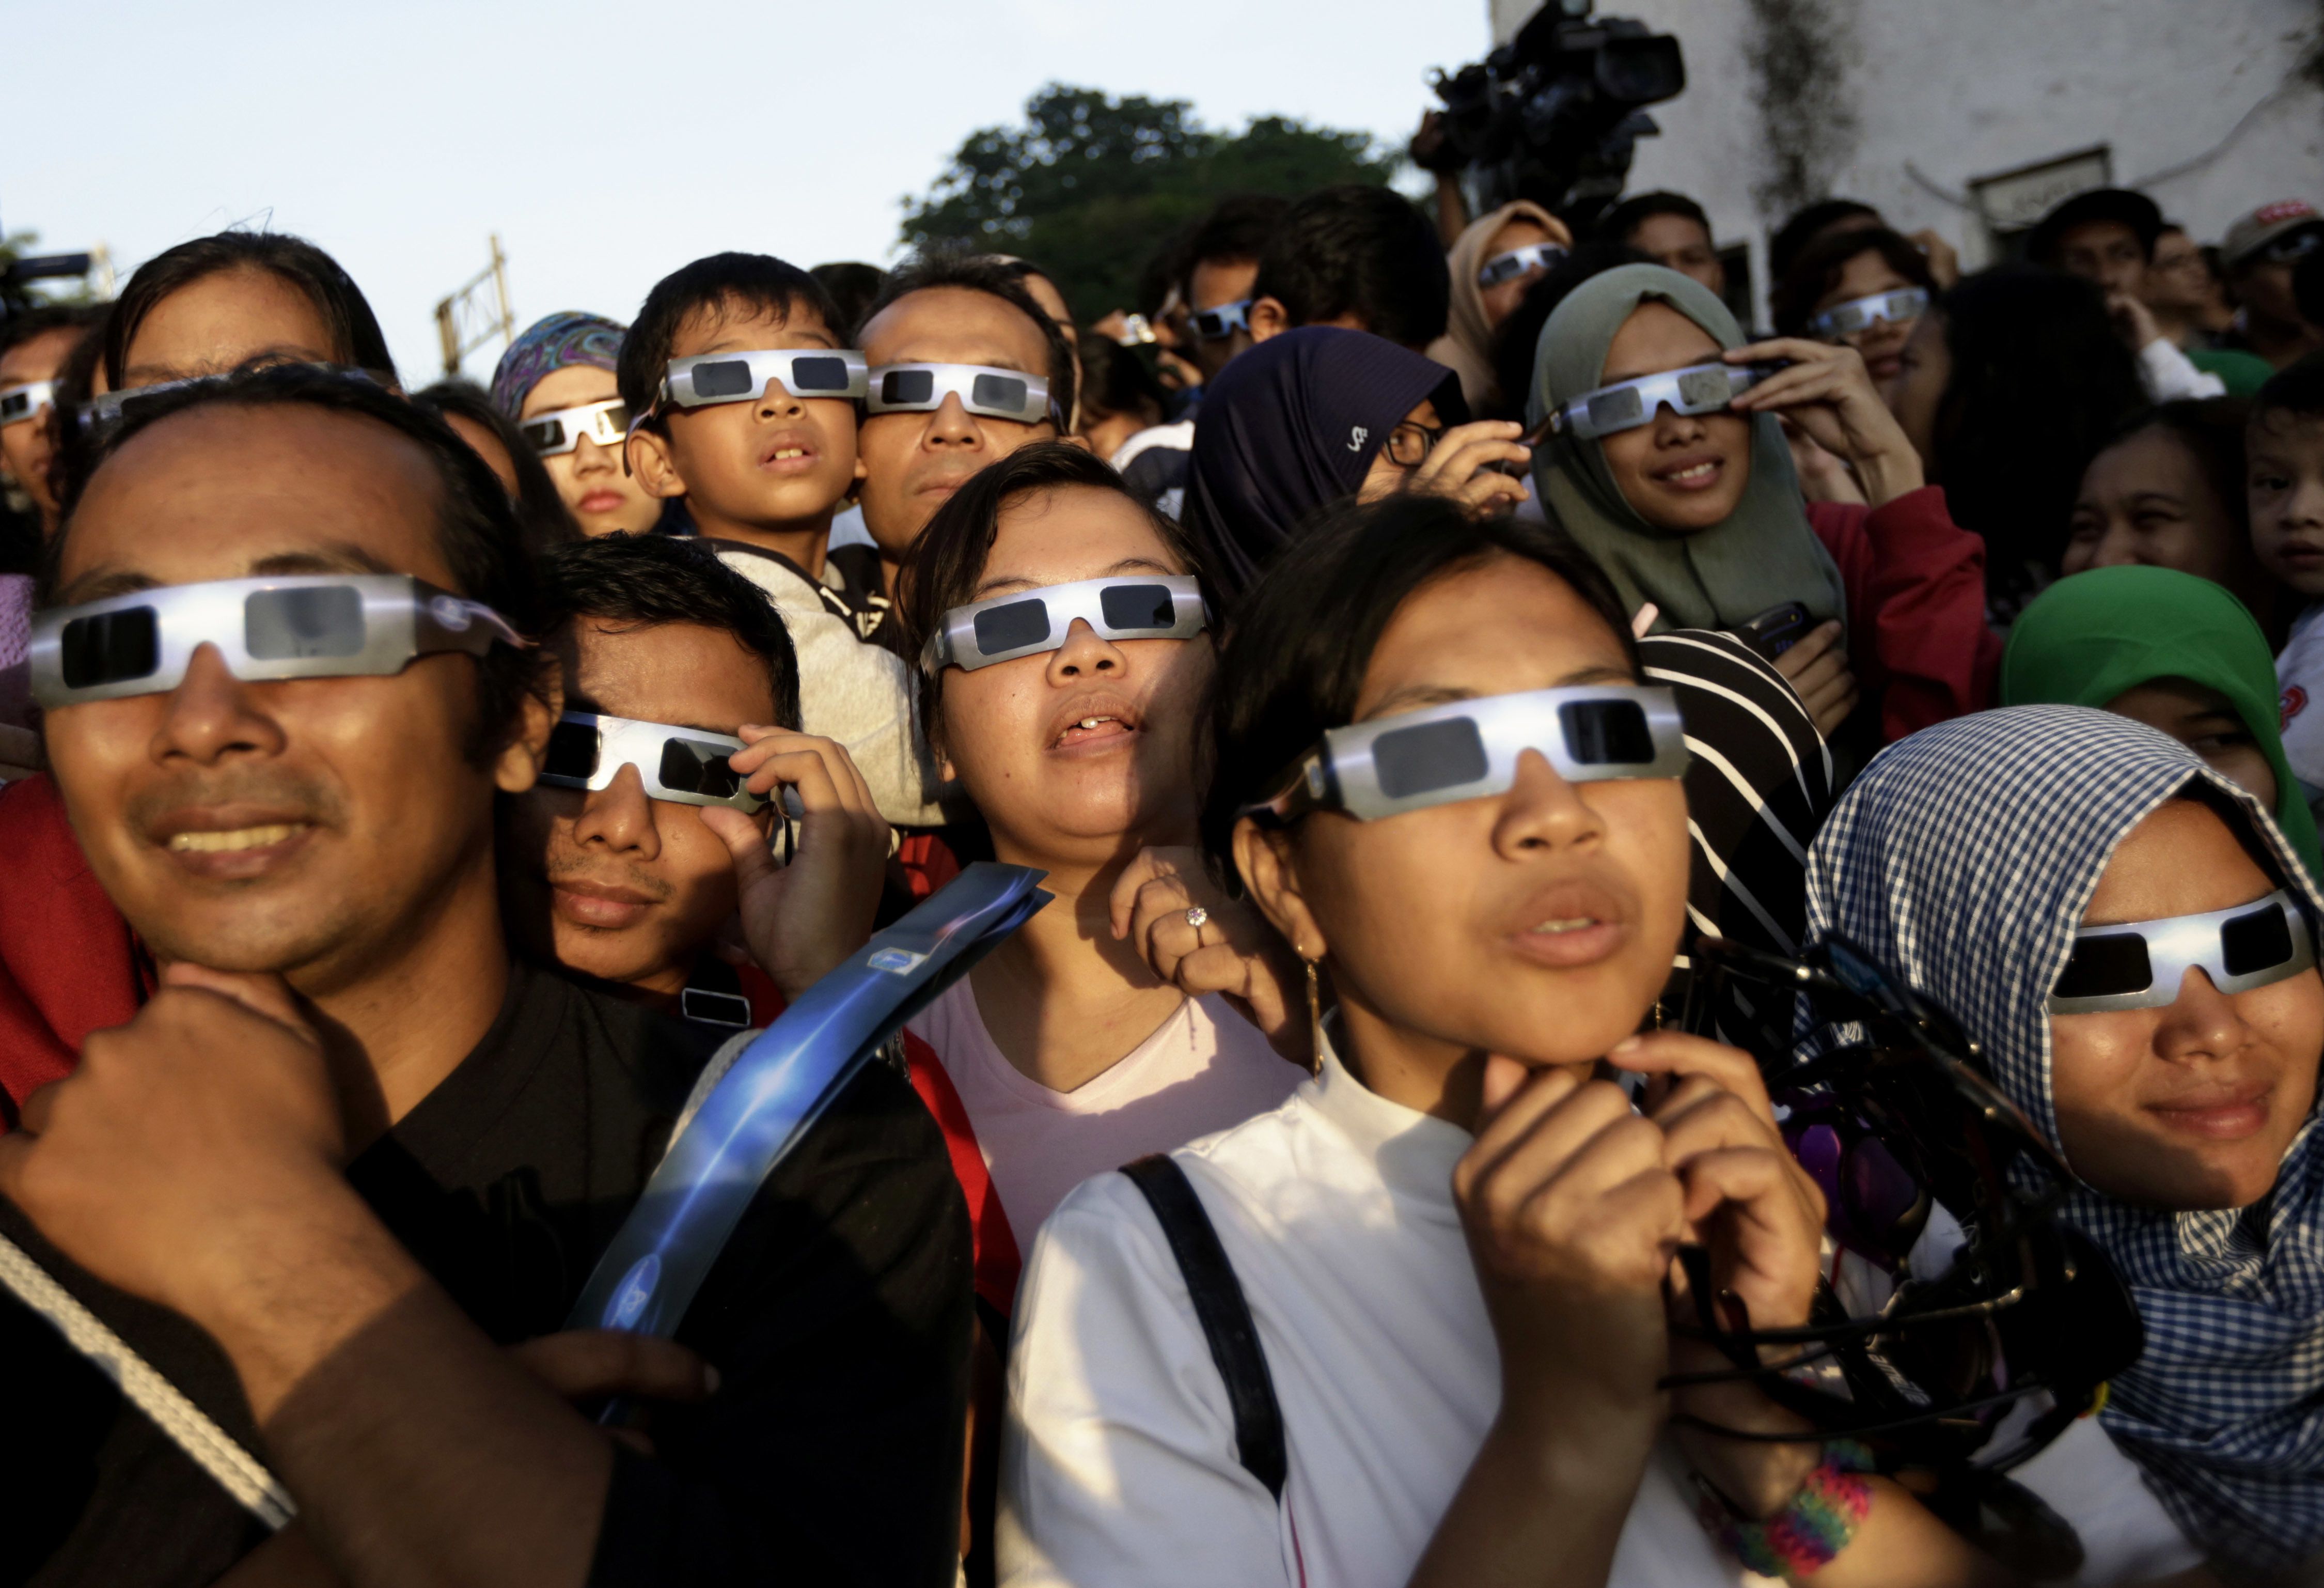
[[1, 136, 2323, 1588]]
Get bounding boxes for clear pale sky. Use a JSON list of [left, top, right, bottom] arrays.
[[7, 0, 1490, 383]]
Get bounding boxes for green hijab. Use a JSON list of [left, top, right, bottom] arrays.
[[1528, 263, 1847, 634], [2001, 565, 2324, 882]]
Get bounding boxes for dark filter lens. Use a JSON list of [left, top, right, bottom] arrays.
[[1370, 717, 1489, 800], [690, 359, 756, 399], [59, 607, 160, 688], [521, 418, 567, 454], [1675, 366, 1732, 408], [661, 738, 742, 798], [1097, 583, 1176, 631], [2222, 902, 2296, 976], [245, 586, 365, 660], [972, 597, 1053, 656], [1559, 699, 1653, 764], [543, 721, 602, 781], [0, 391, 28, 421], [788, 356, 849, 392], [2053, 933, 2153, 1000], [1585, 385, 1645, 432], [881, 368, 935, 405], [971, 372, 1030, 413]]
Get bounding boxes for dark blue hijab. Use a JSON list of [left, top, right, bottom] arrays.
[[1181, 327, 1463, 599]]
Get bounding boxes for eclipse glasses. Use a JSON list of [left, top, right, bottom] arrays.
[[1477, 243, 1568, 288], [1806, 286, 1928, 341], [31, 574, 527, 709], [1544, 361, 1777, 442], [650, 351, 1058, 429], [541, 711, 773, 814], [1187, 299, 1252, 341], [0, 379, 54, 426], [922, 575, 1208, 675], [2048, 889, 2314, 1014], [522, 397, 631, 456], [1252, 685, 1689, 824]]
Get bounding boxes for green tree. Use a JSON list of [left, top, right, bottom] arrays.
[[901, 84, 1395, 319]]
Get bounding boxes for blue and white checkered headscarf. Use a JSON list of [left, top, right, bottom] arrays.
[[1804, 705, 2324, 1569]]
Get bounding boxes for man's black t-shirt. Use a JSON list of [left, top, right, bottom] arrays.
[[2, 961, 972, 1587]]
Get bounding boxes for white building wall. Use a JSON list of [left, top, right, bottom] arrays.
[[1490, 0, 2324, 320]]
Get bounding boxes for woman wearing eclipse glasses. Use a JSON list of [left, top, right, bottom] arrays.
[[1530, 263, 1998, 750], [1771, 228, 1936, 406], [1000, 493, 2020, 1588], [490, 311, 667, 538], [1426, 199, 1576, 418], [1808, 704, 2324, 1577], [897, 442, 1304, 1263]]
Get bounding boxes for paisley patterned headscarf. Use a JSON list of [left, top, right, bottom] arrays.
[[489, 311, 626, 418]]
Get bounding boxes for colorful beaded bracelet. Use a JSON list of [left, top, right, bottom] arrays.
[[1696, 1439, 1877, 1581]]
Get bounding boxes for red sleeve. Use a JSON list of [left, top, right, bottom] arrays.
[[734, 965, 1020, 1315], [894, 831, 962, 902], [0, 774, 146, 1126], [1808, 487, 2002, 743]]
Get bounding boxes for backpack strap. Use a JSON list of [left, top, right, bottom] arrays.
[[1119, 1155, 1287, 1501]]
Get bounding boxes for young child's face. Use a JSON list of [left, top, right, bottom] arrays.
[[647, 299, 864, 533], [2249, 406, 2324, 597]]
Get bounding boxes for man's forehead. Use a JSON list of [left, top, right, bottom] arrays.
[[862, 288, 1045, 368], [567, 617, 775, 731], [58, 404, 454, 599]]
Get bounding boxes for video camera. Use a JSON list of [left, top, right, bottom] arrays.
[[1428, 0, 1686, 233], [1, 206, 93, 324]]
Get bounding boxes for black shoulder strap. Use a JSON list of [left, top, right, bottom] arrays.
[[1119, 1154, 1287, 1501]]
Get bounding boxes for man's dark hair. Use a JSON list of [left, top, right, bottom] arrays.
[[859, 252, 1079, 423], [0, 301, 107, 362], [542, 533, 802, 732], [2298, 247, 2324, 333], [898, 441, 1213, 740], [2255, 351, 2324, 422], [617, 253, 845, 418], [1200, 493, 1634, 874], [413, 378, 580, 556], [1596, 191, 1713, 247], [809, 261, 888, 337], [102, 231, 396, 388], [2100, 398, 2253, 539], [1251, 185, 1449, 351], [1489, 242, 1648, 422], [1769, 199, 1881, 283], [47, 364, 553, 764], [45, 313, 113, 508], [1180, 194, 1290, 300], [1771, 226, 1935, 337]]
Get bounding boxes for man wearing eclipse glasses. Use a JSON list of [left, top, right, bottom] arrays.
[[2, 367, 972, 1587], [853, 254, 1080, 631]]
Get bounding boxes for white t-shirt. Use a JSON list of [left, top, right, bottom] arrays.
[[2279, 602, 2324, 826], [712, 545, 941, 827], [907, 978, 1302, 1245], [999, 1033, 2200, 1588]]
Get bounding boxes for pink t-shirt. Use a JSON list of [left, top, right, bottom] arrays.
[[907, 979, 1304, 1244]]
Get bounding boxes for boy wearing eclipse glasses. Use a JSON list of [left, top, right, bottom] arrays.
[[618, 253, 943, 829], [503, 531, 894, 1026], [4, 369, 972, 1586], [852, 255, 1079, 629]]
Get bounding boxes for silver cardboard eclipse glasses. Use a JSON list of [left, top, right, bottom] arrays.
[[541, 712, 770, 813], [522, 397, 631, 455], [31, 575, 526, 709], [2048, 890, 2316, 1014], [1545, 361, 1775, 442], [1807, 286, 1928, 341], [1478, 243, 1568, 288], [921, 575, 1208, 675], [0, 380, 55, 426], [868, 364, 1058, 427], [1256, 686, 1690, 823], [659, 349, 869, 410]]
